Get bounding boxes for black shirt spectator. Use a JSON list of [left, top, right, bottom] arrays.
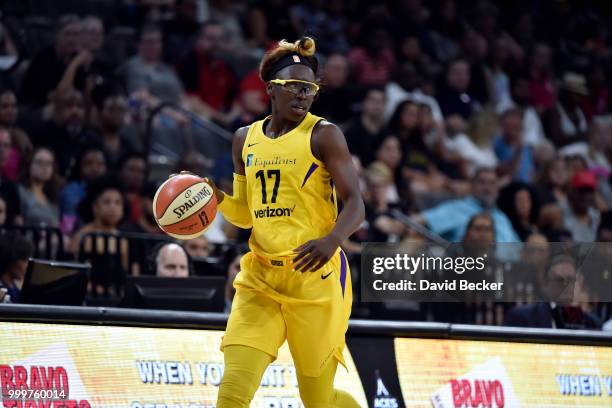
[[344, 88, 386, 167]]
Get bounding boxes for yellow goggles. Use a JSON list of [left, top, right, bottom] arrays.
[[269, 79, 320, 97]]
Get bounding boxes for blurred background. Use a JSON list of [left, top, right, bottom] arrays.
[[1, 0, 612, 331]]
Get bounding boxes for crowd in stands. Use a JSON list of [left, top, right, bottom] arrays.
[[1, 0, 612, 329]]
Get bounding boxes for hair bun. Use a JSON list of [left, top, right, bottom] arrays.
[[295, 37, 316, 57]]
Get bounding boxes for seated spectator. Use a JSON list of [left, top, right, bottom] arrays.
[[344, 87, 386, 167], [535, 156, 568, 206], [92, 90, 139, 169], [183, 235, 211, 259], [373, 136, 403, 204], [312, 54, 354, 124], [153, 242, 191, 278], [162, 0, 201, 63], [59, 146, 107, 235], [18, 147, 62, 227], [19, 15, 83, 108], [505, 254, 601, 329], [348, 27, 396, 86], [559, 116, 612, 174], [0, 233, 34, 303], [30, 89, 98, 179], [0, 129, 21, 225], [177, 21, 236, 125], [544, 72, 589, 147], [527, 43, 556, 114], [413, 167, 519, 242], [493, 108, 535, 183], [118, 152, 148, 223], [364, 161, 408, 243], [0, 88, 33, 180], [120, 183, 162, 235], [118, 24, 184, 104], [498, 182, 540, 242], [496, 73, 546, 147], [69, 176, 127, 254], [436, 58, 479, 120], [560, 170, 600, 242]]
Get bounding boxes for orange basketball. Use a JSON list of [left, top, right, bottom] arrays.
[[152, 174, 217, 240]]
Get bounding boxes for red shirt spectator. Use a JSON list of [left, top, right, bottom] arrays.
[[348, 47, 396, 86]]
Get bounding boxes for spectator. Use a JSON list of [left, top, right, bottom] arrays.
[[163, 0, 201, 63], [69, 176, 126, 254], [0, 89, 33, 180], [0, 129, 21, 226], [527, 43, 555, 113], [59, 146, 107, 235], [183, 235, 211, 259], [93, 90, 138, 169], [120, 183, 162, 235], [348, 26, 396, 86], [559, 116, 612, 174], [436, 58, 479, 120], [344, 87, 386, 166], [154, 242, 191, 278], [31, 89, 97, 179], [373, 136, 404, 204], [493, 108, 535, 183], [498, 182, 540, 242], [484, 36, 511, 106], [119, 24, 184, 104], [545, 72, 589, 148], [497, 73, 546, 147], [0, 233, 34, 303], [312, 54, 353, 124], [18, 147, 62, 227], [177, 21, 236, 124], [505, 254, 601, 329], [414, 167, 520, 242], [118, 152, 148, 223], [20, 15, 83, 108], [581, 63, 609, 120], [560, 170, 600, 242], [536, 156, 568, 206], [364, 161, 408, 243], [290, 0, 348, 54]]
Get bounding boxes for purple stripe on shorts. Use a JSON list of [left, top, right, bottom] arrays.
[[339, 249, 347, 297], [301, 162, 319, 188]]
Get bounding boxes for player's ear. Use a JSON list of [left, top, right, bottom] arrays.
[[266, 82, 274, 98]]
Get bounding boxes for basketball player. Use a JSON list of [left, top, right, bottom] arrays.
[[207, 37, 365, 407]]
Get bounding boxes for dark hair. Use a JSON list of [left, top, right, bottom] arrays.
[[56, 15, 80, 33], [78, 175, 126, 223], [68, 144, 108, 181], [598, 210, 612, 236], [117, 151, 147, 172], [138, 23, 162, 42], [464, 212, 495, 240], [497, 181, 541, 225], [91, 81, 127, 111], [387, 99, 420, 134], [0, 233, 34, 275], [20, 146, 62, 203]]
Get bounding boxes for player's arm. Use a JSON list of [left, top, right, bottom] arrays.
[[210, 127, 252, 229], [293, 121, 365, 272]]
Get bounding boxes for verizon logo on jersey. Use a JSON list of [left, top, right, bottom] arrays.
[[254, 205, 296, 219]]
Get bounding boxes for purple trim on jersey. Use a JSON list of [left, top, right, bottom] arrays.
[[301, 162, 319, 188], [330, 179, 335, 203], [339, 249, 347, 297]]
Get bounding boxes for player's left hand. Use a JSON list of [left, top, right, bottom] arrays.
[[292, 235, 340, 272]]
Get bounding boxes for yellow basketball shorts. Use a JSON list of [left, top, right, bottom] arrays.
[[220, 248, 352, 377]]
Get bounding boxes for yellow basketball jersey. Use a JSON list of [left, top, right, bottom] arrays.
[[242, 112, 338, 257]]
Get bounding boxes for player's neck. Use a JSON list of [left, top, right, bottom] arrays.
[[266, 112, 304, 139]]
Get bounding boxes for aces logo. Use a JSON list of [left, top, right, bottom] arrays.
[[374, 371, 399, 408]]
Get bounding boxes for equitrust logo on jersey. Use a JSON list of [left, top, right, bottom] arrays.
[[254, 205, 296, 219], [245, 155, 297, 168]]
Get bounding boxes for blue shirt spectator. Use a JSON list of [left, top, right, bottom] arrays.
[[493, 134, 535, 183], [417, 168, 520, 243]]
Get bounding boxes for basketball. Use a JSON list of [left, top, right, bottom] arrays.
[[152, 173, 217, 240]]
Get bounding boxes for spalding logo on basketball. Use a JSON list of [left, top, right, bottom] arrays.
[[153, 173, 217, 240]]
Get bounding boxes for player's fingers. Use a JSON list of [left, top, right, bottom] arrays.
[[294, 252, 316, 272], [298, 256, 319, 273], [293, 241, 311, 254], [308, 257, 327, 273], [292, 243, 312, 263]]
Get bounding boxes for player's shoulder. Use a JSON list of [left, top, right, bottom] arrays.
[[313, 119, 344, 138], [234, 126, 250, 141]]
